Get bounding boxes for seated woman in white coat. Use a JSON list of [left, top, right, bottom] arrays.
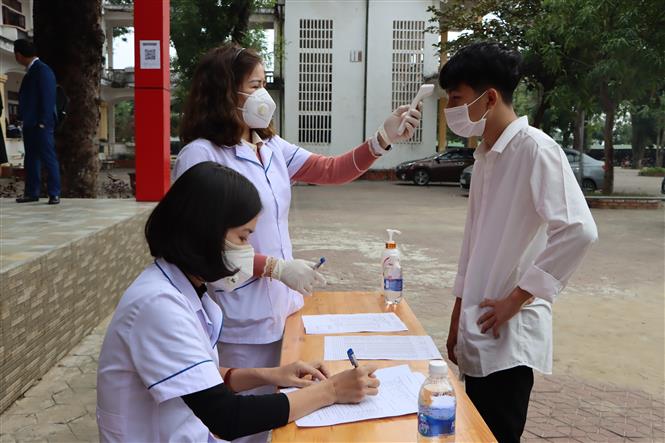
[[96, 162, 379, 443], [172, 44, 421, 442]]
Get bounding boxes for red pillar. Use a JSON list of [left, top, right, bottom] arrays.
[[134, 0, 170, 201]]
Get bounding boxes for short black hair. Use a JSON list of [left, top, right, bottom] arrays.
[[13, 39, 36, 57], [439, 42, 522, 103], [145, 161, 262, 282]]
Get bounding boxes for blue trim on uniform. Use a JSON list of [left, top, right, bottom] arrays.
[[286, 148, 300, 167], [264, 153, 273, 173], [213, 277, 258, 293], [154, 259, 222, 353], [234, 153, 263, 169], [147, 359, 214, 390], [214, 321, 223, 347], [154, 260, 181, 293]]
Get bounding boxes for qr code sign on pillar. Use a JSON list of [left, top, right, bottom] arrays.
[[140, 40, 161, 69]]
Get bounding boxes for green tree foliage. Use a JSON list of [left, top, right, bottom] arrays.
[[429, 0, 665, 193], [531, 0, 665, 192], [428, 0, 558, 128], [114, 100, 135, 143], [169, 0, 272, 134], [170, 0, 271, 84]]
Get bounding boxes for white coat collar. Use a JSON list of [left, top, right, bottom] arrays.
[[234, 138, 273, 172], [153, 258, 223, 348]]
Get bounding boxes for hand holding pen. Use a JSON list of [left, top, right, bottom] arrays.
[[321, 348, 380, 403]]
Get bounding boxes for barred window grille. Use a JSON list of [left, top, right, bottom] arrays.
[[298, 19, 333, 145], [392, 20, 425, 144]]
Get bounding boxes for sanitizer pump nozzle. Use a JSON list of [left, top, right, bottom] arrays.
[[386, 229, 402, 249]]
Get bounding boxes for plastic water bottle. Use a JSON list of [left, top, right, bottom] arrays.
[[382, 229, 403, 305], [417, 360, 456, 441]]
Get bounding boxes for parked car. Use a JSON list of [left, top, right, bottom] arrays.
[[459, 148, 605, 192], [460, 164, 473, 189], [395, 148, 475, 186], [564, 149, 606, 192]]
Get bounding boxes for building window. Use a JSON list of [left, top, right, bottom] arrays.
[[297, 19, 333, 145], [2, 0, 26, 29], [2, 0, 22, 12], [392, 20, 425, 144]]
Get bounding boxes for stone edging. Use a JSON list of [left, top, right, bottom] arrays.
[[586, 197, 663, 209]]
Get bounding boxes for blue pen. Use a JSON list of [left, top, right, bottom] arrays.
[[347, 348, 359, 368], [313, 257, 326, 270]]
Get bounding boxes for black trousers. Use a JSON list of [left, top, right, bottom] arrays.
[[465, 366, 534, 443]]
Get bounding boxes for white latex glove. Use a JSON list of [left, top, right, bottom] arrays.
[[378, 105, 422, 145], [273, 259, 326, 296]]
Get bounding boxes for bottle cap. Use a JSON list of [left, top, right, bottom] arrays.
[[429, 360, 447, 377], [385, 229, 401, 249]]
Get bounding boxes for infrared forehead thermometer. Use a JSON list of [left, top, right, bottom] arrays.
[[398, 84, 435, 135]]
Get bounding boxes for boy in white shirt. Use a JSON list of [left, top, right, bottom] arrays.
[[440, 42, 598, 443]]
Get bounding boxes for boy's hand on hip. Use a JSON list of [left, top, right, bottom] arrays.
[[478, 287, 534, 338]]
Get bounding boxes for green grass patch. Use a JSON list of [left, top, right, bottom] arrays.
[[638, 167, 665, 177]]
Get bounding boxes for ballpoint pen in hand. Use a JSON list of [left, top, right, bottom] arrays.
[[313, 257, 326, 270], [347, 348, 359, 368]]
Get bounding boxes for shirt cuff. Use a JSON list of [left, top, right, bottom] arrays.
[[517, 265, 563, 303], [369, 134, 385, 157], [453, 273, 465, 298]]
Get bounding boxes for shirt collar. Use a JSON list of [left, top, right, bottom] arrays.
[[26, 57, 39, 71], [154, 258, 205, 312], [474, 116, 529, 160], [154, 258, 223, 348], [241, 131, 264, 152]]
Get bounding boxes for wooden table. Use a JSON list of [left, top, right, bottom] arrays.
[[273, 291, 496, 443]]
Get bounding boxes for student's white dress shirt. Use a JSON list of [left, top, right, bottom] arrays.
[[454, 116, 598, 378]]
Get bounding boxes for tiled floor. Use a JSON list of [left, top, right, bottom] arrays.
[[0, 198, 154, 273]]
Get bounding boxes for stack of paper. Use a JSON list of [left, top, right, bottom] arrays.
[[283, 365, 426, 427], [324, 335, 442, 361], [301, 313, 408, 334]]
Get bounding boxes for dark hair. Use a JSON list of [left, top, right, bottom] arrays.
[[13, 39, 36, 57], [439, 42, 522, 103], [145, 161, 262, 282], [180, 43, 276, 146]]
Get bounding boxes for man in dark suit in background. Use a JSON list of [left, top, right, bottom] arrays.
[[14, 39, 61, 204], [0, 95, 8, 165]]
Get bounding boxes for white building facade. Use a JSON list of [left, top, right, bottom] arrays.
[[0, 0, 33, 164], [283, 0, 440, 169]]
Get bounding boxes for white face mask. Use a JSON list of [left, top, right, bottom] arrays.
[[444, 91, 490, 138], [237, 88, 276, 129], [208, 240, 255, 293]]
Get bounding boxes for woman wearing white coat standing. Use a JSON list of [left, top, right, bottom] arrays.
[[173, 43, 421, 442]]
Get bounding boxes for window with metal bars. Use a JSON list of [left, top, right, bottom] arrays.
[[297, 19, 333, 145], [392, 20, 425, 144]]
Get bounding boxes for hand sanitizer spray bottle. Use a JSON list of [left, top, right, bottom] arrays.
[[382, 229, 403, 305]]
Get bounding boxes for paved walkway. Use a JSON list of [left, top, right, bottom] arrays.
[[1, 181, 662, 442], [1, 316, 662, 442]]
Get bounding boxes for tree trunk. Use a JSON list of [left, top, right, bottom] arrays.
[[532, 87, 549, 129], [230, 0, 251, 43], [631, 111, 648, 169], [573, 109, 585, 188], [33, 0, 104, 197], [656, 125, 664, 167], [572, 109, 585, 151], [600, 86, 615, 194]]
